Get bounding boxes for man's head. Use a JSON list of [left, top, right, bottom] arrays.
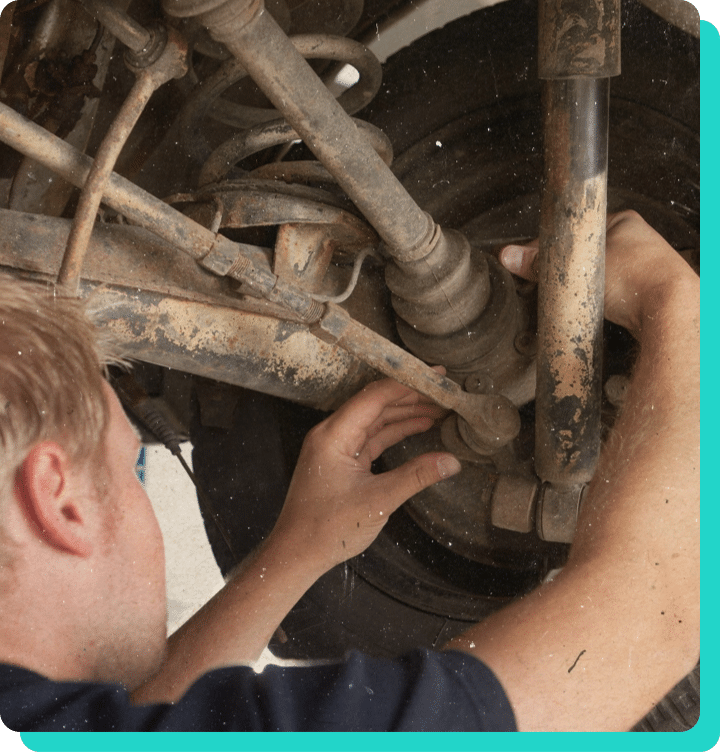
[[0, 275, 167, 689], [0, 275, 111, 506]]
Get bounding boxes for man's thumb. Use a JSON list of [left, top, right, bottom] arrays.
[[500, 243, 539, 282], [378, 453, 462, 511]]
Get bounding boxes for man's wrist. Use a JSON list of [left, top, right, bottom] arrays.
[[253, 524, 333, 586]]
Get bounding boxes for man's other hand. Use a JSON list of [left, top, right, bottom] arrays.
[[499, 210, 697, 337]]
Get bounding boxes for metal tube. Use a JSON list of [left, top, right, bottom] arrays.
[[535, 77, 609, 488], [538, 0, 621, 79], [57, 73, 161, 292], [57, 28, 188, 293], [80, 0, 152, 53], [0, 101, 215, 259]]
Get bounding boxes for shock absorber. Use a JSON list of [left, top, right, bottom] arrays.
[[534, 0, 621, 542]]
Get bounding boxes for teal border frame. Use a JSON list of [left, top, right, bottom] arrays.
[[6, 10, 717, 752]]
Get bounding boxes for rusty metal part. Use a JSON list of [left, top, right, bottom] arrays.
[[381, 426, 563, 569], [177, 179, 378, 293], [312, 302, 521, 452], [538, 0, 621, 79], [6, 0, 122, 217], [96, 286, 367, 410], [179, 33, 383, 159], [79, 0, 151, 53], [163, 0, 436, 263], [535, 77, 609, 490], [166, 0, 523, 426], [198, 117, 392, 186], [309, 247, 378, 303], [0, 101, 255, 267], [0, 99, 323, 321], [0, 207, 376, 409], [536, 482, 585, 543], [57, 26, 188, 293], [491, 474, 540, 534], [177, 177, 362, 226]]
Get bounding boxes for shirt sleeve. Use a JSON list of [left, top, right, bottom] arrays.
[[0, 649, 516, 732]]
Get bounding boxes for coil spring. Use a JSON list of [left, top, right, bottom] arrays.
[[178, 33, 391, 183]]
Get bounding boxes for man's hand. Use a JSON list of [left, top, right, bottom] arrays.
[[272, 375, 461, 569], [499, 210, 697, 337]]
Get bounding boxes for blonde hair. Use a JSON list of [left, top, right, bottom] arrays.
[[0, 274, 119, 502]]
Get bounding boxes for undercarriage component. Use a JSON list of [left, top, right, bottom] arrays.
[[534, 0, 621, 542], [0, 203, 383, 408]]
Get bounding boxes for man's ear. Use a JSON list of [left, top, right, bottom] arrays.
[[14, 442, 95, 557]]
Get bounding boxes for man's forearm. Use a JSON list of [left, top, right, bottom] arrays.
[[131, 530, 327, 704], [446, 271, 699, 731]]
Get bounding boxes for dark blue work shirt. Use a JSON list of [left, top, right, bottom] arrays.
[[0, 649, 516, 732]]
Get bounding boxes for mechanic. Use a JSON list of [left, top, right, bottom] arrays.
[[0, 210, 699, 732]]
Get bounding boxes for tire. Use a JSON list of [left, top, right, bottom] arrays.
[[191, 0, 699, 728]]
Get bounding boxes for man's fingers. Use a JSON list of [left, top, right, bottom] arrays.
[[500, 242, 540, 282], [327, 372, 449, 457], [364, 403, 446, 441], [373, 452, 462, 512], [363, 415, 436, 461]]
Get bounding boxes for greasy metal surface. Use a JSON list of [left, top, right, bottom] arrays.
[[536, 78, 609, 487], [179, 33, 383, 159], [0, 207, 375, 410], [381, 427, 562, 568], [538, 0, 621, 79], [57, 26, 188, 293], [165, 0, 436, 262]]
